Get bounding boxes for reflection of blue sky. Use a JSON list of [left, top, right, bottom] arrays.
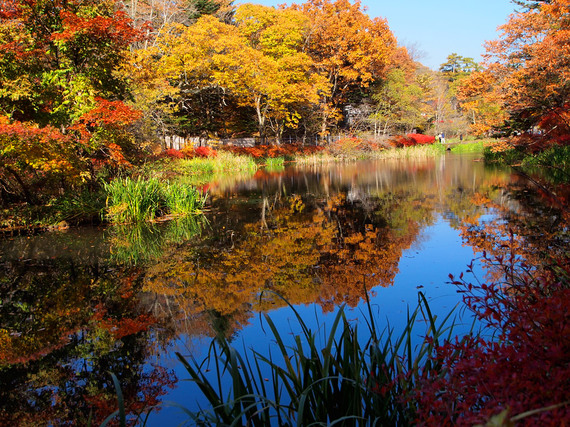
[[148, 213, 487, 425]]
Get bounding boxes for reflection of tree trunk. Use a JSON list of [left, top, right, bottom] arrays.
[[261, 197, 268, 230], [0, 176, 13, 205]]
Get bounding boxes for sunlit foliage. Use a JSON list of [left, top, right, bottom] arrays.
[[483, 0, 570, 138]]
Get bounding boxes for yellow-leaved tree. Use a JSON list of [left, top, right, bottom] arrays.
[[233, 4, 329, 141], [154, 5, 328, 142]]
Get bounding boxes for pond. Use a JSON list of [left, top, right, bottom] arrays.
[[0, 153, 564, 425]]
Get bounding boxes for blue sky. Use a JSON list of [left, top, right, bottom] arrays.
[[234, 0, 517, 70]]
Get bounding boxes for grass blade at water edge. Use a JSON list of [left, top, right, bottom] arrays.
[[173, 291, 462, 425]]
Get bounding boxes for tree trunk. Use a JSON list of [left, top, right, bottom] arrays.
[[5, 166, 35, 205]]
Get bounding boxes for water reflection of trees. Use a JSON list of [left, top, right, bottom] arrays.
[[0, 258, 175, 425], [142, 157, 517, 340], [143, 191, 424, 337], [454, 173, 569, 283]]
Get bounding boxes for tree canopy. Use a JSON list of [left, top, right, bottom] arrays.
[[1, 0, 569, 206], [458, 0, 570, 138], [0, 0, 145, 204]]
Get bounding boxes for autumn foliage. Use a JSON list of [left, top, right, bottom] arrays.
[[0, 0, 143, 203], [0, 261, 175, 426], [460, 0, 570, 142], [390, 134, 435, 147], [414, 253, 570, 425], [219, 143, 325, 158]]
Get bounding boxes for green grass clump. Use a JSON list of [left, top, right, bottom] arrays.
[[263, 156, 285, 172], [177, 292, 461, 425], [104, 177, 206, 224], [162, 182, 207, 216], [450, 141, 486, 153], [105, 177, 163, 223]]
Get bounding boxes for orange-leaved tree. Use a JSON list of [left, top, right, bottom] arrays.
[[291, 0, 397, 135], [0, 0, 143, 203], [484, 0, 570, 139], [456, 70, 507, 136]]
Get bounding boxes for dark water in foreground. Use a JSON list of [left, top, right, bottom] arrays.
[[0, 153, 565, 425]]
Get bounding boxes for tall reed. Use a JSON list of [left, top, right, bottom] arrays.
[[263, 156, 285, 172], [104, 177, 163, 223], [372, 144, 446, 159], [295, 145, 447, 165], [161, 182, 207, 216], [104, 177, 207, 224], [176, 152, 258, 175], [176, 292, 462, 425]]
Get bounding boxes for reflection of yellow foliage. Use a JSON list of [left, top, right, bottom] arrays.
[[471, 192, 492, 206], [144, 193, 420, 328], [290, 194, 305, 213]]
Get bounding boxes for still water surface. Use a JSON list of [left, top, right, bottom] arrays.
[[0, 153, 548, 425]]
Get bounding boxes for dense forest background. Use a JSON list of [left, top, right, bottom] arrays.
[[0, 0, 568, 206]]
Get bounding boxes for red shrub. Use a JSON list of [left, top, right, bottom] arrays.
[[389, 134, 435, 148], [194, 146, 218, 158], [161, 148, 184, 159], [407, 134, 435, 145], [218, 143, 325, 158], [414, 254, 570, 426]]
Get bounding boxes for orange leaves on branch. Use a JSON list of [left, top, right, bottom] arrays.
[[0, 117, 76, 174], [296, 0, 395, 86], [484, 0, 570, 135], [54, 10, 144, 47], [74, 98, 142, 131], [69, 99, 142, 167], [292, 0, 397, 131]]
